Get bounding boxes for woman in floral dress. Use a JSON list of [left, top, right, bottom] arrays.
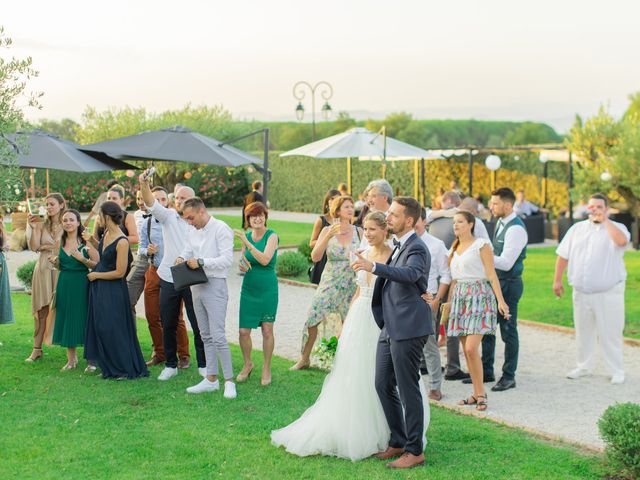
[[290, 196, 360, 370]]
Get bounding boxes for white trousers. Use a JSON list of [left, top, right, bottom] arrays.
[[191, 278, 234, 380], [572, 282, 625, 376]]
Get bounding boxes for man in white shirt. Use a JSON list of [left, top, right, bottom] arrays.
[[475, 188, 528, 392], [177, 197, 236, 399], [360, 179, 393, 250], [415, 208, 451, 401], [139, 173, 207, 381], [553, 193, 630, 384]]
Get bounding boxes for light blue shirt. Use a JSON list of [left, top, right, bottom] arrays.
[[138, 215, 164, 268]]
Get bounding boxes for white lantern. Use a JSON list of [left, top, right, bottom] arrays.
[[485, 154, 501, 171], [539, 152, 550, 163], [513, 155, 520, 161], [600, 171, 612, 182]]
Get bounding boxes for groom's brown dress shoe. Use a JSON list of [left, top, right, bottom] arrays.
[[387, 452, 425, 469], [374, 446, 404, 460]]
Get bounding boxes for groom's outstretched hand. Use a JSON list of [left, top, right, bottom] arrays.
[[352, 251, 374, 273]]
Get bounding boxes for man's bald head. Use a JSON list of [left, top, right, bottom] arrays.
[[175, 186, 195, 213]]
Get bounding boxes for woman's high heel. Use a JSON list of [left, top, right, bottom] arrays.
[[236, 365, 254, 383], [61, 360, 78, 371], [25, 348, 43, 363]]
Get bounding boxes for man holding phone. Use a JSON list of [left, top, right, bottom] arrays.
[[553, 193, 630, 384]]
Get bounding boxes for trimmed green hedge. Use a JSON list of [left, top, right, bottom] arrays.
[[263, 153, 570, 215]]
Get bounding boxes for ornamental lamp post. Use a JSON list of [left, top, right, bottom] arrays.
[[292, 81, 334, 141]]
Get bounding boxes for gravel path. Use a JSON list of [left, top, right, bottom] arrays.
[[6, 250, 638, 450]]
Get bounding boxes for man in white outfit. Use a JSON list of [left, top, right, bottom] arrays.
[[177, 197, 237, 398], [553, 193, 630, 384]]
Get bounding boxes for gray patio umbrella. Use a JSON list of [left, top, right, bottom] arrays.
[[1, 130, 135, 172], [81, 125, 262, 168]]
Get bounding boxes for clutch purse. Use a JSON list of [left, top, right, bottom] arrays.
[[439, 302, 451, 326], [170, 262, 208, 290]]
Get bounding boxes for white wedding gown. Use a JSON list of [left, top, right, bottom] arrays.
[[271, 268, 430, 461]]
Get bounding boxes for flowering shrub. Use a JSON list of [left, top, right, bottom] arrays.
[[40, 166, 249, 211], [312, 336, 338, 371]]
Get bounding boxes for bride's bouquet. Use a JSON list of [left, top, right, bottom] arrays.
[[312, 336, 338, 371]]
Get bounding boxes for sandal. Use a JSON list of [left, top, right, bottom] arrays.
[[476, 394, 488, 411], [458, 395, 478, 406], [25, 348, 43, 363]]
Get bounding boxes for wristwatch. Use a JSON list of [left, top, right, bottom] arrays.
[[197, 258, 204, 268]]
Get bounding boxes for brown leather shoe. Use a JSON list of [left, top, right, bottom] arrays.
[[387, 452, 425, 469], [145, 356, 164, 367], [428, 389, 443, 401], [178, 358, 190, 369], [374, 446, 405, 460]]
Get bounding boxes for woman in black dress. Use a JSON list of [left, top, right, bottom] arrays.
[[308, 189, 340, 284], [84, 201, 148, 379]]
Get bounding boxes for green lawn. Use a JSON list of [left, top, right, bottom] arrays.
[[0, 293, 604, 479], [214, 214, 313, 249], [520, 247, 640, 338]]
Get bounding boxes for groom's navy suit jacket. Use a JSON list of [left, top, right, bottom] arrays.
[[371, 233, 434, 341]]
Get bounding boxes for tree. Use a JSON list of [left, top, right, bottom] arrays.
[[36, 118, 80, 141], [75, 104, 244, 191], [568, 97, 640, 216], [0, 26, 42, 213]]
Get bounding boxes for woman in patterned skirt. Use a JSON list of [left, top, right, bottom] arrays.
[[290, 196, 360, 370], [447, 211, 509, 411]]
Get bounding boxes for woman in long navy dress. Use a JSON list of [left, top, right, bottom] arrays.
[[84, 201, 148, 379]]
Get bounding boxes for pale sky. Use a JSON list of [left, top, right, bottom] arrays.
[[4, 0, 640, 132]]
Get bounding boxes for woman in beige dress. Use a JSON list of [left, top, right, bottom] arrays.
[[25, 193, 65, 362]]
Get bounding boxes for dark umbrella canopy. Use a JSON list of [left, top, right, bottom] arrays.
[[1, 130, 135, 172], [81, 125, 261, 167]]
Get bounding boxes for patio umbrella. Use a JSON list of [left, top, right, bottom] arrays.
[[2, 130, 135, 172], [280, 127, 443, 199], [81, 125, 262, 168], [1, 130, 136, 197]]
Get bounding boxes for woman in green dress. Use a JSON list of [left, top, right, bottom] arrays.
[[234, 202, 279, 386], [51, 210, 99, 371], [0, 221, 14, 327]]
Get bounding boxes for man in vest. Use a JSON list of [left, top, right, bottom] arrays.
[[481, 187, 527, 391]]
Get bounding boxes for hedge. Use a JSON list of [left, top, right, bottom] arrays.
[[264, 153, 570, 215]]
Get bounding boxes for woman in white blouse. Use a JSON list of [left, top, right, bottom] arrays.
[[447, 211, 509, 411]]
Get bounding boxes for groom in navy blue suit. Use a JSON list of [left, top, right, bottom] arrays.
[[353, 196, 432, 469]]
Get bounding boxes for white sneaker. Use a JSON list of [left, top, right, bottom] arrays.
[[611, 373, 625, 384], [157, 367, 178, 381], [223, 381, 237, 399], [198, 367, 207, 378], [186, 378, 220, 394], [566, 368, 591, 380]]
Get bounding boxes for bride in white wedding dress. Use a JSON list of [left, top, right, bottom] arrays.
[[271, 212, 429, 462]]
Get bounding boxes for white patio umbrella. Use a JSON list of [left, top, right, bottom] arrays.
[[280, 127, 443, 198]]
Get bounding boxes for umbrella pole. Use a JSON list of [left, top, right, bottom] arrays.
[[542, 161, 548, 208], [30, 168, 36, 199], [46, 169, 50, 195], [414, 159, 419, 199], [347, 157, 352, 194], [421, 158, 426, 206]]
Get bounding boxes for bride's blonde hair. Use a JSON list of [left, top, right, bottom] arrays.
[[363, 211, 390, 238]]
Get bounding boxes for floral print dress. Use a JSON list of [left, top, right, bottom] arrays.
[[302, 227, 359, 349]]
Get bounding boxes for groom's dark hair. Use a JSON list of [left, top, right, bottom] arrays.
[[393, 196, 421, 227]]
